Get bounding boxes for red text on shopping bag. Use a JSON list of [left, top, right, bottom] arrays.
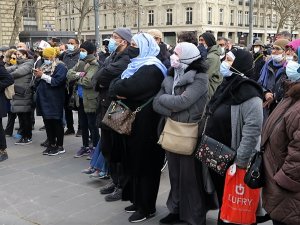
[[220, 164, 260, 225]]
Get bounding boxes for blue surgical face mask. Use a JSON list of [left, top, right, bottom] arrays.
[[286, 60, 300, 82], [108, 38, 117, 53], [220, 61, 233, 77], [79, 51, 87, 60], [44, 59, 52, 65], [67, 44, 75, 51]]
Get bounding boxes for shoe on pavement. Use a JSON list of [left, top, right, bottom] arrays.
[[125, 204, 137, 213], [128, 210, 156, 223], [42, 146, 54, 155], [105, 187, 122, 202], [48, 146, 65, 156], [40, 139, 49, 147], [100, 182, 116, 195], [15, 138, 32, 145], [159, 213, 182, 224], [89, 170, 100, 178], [64, 129, 75, 135], [75, 129, 82, 137], [74, 147, 90, 158], [0, 149, 8, 162], [81, 167, 95, 174], [86, 147, 95, 160]]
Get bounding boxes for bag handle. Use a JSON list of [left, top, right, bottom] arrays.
[[118, 97, 154, 114]]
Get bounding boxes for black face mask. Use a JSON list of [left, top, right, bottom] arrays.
[[127, 46, 140, 59]]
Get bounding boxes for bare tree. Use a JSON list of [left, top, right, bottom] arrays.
[[9, 0, 25, 46], [268, 0, 298, 33]]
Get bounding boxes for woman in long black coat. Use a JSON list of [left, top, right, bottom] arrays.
[[0, 60, 14, 161], [109, 33, 167, 223]]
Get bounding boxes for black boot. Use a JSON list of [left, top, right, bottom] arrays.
[[0, 149, 8, 162]]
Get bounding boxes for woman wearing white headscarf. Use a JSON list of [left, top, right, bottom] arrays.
[[153, 42, 209, 225], [109, 33, 167, 223]]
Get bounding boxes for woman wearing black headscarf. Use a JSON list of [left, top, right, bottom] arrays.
[[206, 49, 264, 225]]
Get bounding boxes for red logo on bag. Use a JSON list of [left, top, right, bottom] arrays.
[[235, 184, 244, 195]]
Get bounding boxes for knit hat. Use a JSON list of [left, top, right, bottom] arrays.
[[43, 47, 57, 58], [113, 28, 132, 43], [147, 29, 163, 39], [174, 42, 201, 65], [80, 41, 96, 54], [230, 48, 253, 76], [200, 32, 216, 47], [253, 40, 263, 46], [273, 39, 290, 50], [286, 39, 300, 52]]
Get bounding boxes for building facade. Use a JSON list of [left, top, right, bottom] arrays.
[[56, 0, 298, 47], [0, 0, 56, 46]]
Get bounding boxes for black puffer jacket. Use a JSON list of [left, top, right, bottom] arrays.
[[0, 61, 14, 118], [92, 49, 130, 127]]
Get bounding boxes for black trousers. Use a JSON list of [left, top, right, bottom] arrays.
[[44, 119, 64, 146], [17, 112, 32, 139], [78, 98, 99, 147], [5, 112, 17, 136], [0, 118, 6, 149]]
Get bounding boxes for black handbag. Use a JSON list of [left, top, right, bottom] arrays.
[[195, 114, 236, 176], [244, 150, 264, 189]]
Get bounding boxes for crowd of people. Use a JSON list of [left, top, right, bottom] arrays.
[[0, 28, 299, 225]]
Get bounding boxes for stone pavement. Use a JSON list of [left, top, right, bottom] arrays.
[[0, 114, 273, 225]]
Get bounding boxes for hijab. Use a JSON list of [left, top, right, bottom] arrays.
[[121, 33, 167, 79]]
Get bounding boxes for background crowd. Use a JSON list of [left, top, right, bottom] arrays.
[[0, 28, 299, 225]]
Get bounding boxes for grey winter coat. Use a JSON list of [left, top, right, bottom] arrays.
[[7, 59, 34, 113], [231, 97, 263, 168], [153, 70, 208, 122]]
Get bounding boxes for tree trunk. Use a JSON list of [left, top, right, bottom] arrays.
[[77, 0, 90, 42], [9, 0, 24, 46], [276, 18, 284, 34]]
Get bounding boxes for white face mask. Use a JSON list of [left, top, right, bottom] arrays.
[[253, 47, 260, 53], [220, 47, 225, 55], [286, 55, 294, 62], [220, 61, 233, 77], [170, 54, 181, 69], [286, 60, 300, 82], [271, 54, 284, 63]]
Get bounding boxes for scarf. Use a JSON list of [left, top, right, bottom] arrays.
[[121, 33, 167, 79], [258, 58, 285, 89]]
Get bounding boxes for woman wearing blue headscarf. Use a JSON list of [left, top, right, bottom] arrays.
[[109, 33, 167, 223]]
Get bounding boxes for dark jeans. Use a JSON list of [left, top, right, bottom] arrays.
[[78, 98, 99, 147], [64, 88, 74, 131], [17, 112, 32, 139], [0, 118, 6, 149], [44, 119, 64, 146], [5, 111, 17, 136]]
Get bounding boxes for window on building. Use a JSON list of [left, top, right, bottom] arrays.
[[253, 12, 257, 26], [104, 14, 107, 29], [219, 8, 224, 25], [230, 10, 234, 25], [23, 0, 36, 19], [166, 9, 173, 25], [272, 14, 277, 28], [186, 7, 193, 24], [65, 18, 68, 31], [208, 7, 212, 24], [87, 16, 90, 30], [148, 10, 154, 26], [59, 19, 62, 31], [267, 14, 271, 27], [259, 13, 264, 27], [238, 10, 243, 26], [72, 18, 75, 31], [245, 11, 249, 25], [239, 0, 243, 5]]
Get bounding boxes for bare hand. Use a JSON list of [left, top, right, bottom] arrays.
[[33, 68, 43, 78]]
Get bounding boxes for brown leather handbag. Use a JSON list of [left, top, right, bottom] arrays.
[[102, 98, 153, 135]]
